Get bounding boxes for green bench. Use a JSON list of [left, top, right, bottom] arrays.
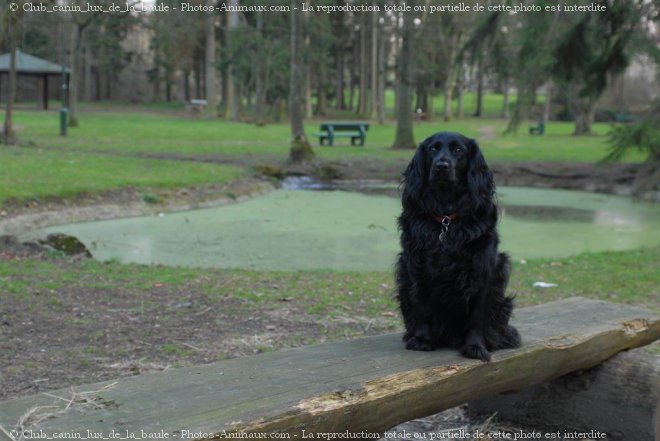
[[315, 122, 369, 146], [612, 111, 639, 123], [529, 118, 545, 135]]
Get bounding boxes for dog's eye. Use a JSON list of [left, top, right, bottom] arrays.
[[453, 147, 464, 155], [429, 146, 437, 153]]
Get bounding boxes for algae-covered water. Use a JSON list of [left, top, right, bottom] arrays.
[[25, 186, 660, 271]]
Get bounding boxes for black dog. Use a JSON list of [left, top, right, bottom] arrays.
[[395, 132, 521, 361]]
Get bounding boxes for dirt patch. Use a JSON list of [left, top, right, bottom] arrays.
[[0, 255, 396, 401], [478, 125, 497, 141]]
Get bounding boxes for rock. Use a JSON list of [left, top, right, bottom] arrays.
[[254, 164, 286, 179], [38, 234, 92, 257]]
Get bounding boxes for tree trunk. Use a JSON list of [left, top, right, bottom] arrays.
[[573, 97, 595, 136], [369, 4, 378, 120], [502, 77, 510, 119], [348, 37, 357, 111], [305, 31, 313, 118], [543, 80, 552, 122], [442, 45, 455, 122], [254, 10, 265, 125], [2, 29, 18, 145], [183, 69, 190, 102], [316, 81, 327, 116], [357, 14, 368, 116], [165, 68, 172, 102], [335, 52, 345, 110], [474, 51, 484, 117], [392, 12, 415, 150], [443, 88, 453, 122], [377, 16, 386, 125], [457, 70, 465, 119], [428, 49, 436, 121], [68, 24, 85, 128], [505, 82, 536, 134], [94, 68, 101, 101], [224, 0, 239, 120], [152, 64, 161, 102], [288, 3, 314, 163], [194, 49, 202, 98], [316, 58, 327, 117], [204, 0, 218, 117], [84, 43, 93, 102]]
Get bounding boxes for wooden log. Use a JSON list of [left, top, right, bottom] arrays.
[[468, 347, 660, 441], [0, 298, 658, 438]]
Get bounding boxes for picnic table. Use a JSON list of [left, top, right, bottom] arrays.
[[529, 118, 545, 135], [314, 121, 370, 146]]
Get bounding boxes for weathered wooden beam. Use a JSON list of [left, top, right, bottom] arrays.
[[0, 298, 658, 438], [468, 347, 660, 441]]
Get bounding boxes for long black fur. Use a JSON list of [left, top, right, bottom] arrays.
[[395, 132, 521, 361]]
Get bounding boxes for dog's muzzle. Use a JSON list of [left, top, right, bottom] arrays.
[[430, 161, 455, 182]]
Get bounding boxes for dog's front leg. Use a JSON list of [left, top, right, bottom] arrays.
[[460, 284, 491, 362]]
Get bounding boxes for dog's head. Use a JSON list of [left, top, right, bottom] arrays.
[[402, 132, 494, 209]]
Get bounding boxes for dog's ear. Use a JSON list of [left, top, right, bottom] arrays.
[[401, 139, 429, 207], [466, 138, 494, 208]]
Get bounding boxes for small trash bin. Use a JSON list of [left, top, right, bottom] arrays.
[[60, 107, 68, 136]]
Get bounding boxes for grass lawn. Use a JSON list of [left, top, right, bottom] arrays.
[[0, 246, 657, 389], [0, 146, 245, 205], [14, 106, 644, 164], [1, 101, 645, 206], [2, 246, 657, 313]]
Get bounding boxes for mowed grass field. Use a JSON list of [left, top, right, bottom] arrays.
[[2, 102, 643, 205], [0, 147, 244, 205], [15, 107, 632, 163]]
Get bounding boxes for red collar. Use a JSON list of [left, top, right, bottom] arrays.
[[432, 213, 459, 225]]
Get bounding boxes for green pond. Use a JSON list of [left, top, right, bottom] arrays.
[[24, 186, 660, 271]]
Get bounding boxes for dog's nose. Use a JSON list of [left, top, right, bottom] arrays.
[[435, 161, 450, 171]]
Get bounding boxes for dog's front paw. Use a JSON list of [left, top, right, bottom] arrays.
[[460, 342, 491, 362], [405, 335, 434, 351]]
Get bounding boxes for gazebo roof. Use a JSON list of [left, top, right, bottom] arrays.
[[0, 50, 69, 75]]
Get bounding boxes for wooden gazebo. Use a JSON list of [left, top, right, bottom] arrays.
[[0, 50, 69, 110]]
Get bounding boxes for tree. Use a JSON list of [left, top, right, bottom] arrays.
[[204, 0, 218, 117], [392, 10, 415, 150], [288, 2, 314, 162], [67, 3, 94, 127], [369, 2, 379, 121], [460, 12, 501, 118], [330, 5, 347, 111], [605, 100, 660, 198], [356, 13, 368, 116], [1, 0, 28, 145], [504, 7, 560, 134], [253, 8, 265, 125], [376, 7, 387, 124], [224, 0, 239, 121], [438, 14, 470, 122], [553, 2, 646, 135], [66, 0, 134, 124]]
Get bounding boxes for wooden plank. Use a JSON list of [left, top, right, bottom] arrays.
[[469, 347, 660, 440], [0, 297, 658, 438]]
